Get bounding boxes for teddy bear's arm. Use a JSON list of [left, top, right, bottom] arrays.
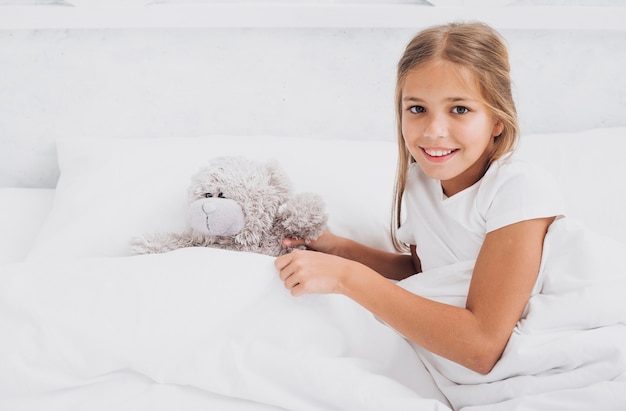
[[129, 230, 200, 255], [278, 192, 328, 242]]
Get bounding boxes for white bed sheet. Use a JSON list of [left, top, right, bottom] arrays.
[[0, 247, 450, 411]]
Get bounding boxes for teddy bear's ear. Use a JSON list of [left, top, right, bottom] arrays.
[[264, 160, 293, 197]]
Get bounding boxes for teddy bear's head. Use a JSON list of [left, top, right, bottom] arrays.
[[187, 156, 295, 249]]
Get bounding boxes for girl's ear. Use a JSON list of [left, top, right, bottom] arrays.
[[492, 119, 505, 138]]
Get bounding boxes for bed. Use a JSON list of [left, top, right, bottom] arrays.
[[1, 3, 626, 411]]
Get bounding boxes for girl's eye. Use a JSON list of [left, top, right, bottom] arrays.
[[409, 106, 426, 114], [452, 106, 470, 115]]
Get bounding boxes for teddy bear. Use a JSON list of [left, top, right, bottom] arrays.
[[130, 156, 328, 257]]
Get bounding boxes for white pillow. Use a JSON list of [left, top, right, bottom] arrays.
[[27, 136, 398, 261], [0, 188, 55, 264]]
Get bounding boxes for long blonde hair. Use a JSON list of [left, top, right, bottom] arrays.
[[391, 22, 519, 251]]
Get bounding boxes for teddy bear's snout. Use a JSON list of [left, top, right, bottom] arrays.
[[202, 202, 217, 214], [189, 198, 245, 237]]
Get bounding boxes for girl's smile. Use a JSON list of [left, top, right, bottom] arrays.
[[421, 147, 459, 162], [401, 60, 503, 197]]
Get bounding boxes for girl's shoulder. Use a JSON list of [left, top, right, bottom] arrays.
[[482, 153, 558, 192], [477, 153, 565, 232]]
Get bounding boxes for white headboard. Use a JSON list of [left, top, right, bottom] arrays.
[[1, 3, 625, 187]]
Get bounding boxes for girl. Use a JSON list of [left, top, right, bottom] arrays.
[[274, 22, 563, 375]]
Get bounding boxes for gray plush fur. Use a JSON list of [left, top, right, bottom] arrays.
[[130, 156, 328, 257]]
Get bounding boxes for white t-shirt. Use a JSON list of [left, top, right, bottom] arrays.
[[396, 154, 565, 272]]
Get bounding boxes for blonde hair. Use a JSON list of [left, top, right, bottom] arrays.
[[391, 22, 519, 251]]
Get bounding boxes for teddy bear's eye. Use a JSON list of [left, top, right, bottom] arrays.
[[205, 192, 226, 199]]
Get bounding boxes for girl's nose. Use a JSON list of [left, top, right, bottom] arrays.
[[423, 113, 448, 139]]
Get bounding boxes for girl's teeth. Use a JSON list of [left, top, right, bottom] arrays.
[[426, 149, 454, 157]]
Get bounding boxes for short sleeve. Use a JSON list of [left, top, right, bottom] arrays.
[[479, 159, 565, 233]]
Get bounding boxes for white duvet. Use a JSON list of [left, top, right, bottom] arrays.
[[1, 218, 625, 410], [0, 248, 448, 410]]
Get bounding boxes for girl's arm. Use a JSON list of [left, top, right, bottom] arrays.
[[276, 217, 554, 374], [283, 231, 420, 281]]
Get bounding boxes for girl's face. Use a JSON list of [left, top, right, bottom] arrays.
[[401, 60, 503, 197]]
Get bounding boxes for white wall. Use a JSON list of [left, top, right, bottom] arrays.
[[1, 5, 625, 187]]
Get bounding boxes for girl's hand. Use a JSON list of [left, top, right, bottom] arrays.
[[281, 230, 339, 255], [274, 250, 354, 297], [282, 230, 418, 282]]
